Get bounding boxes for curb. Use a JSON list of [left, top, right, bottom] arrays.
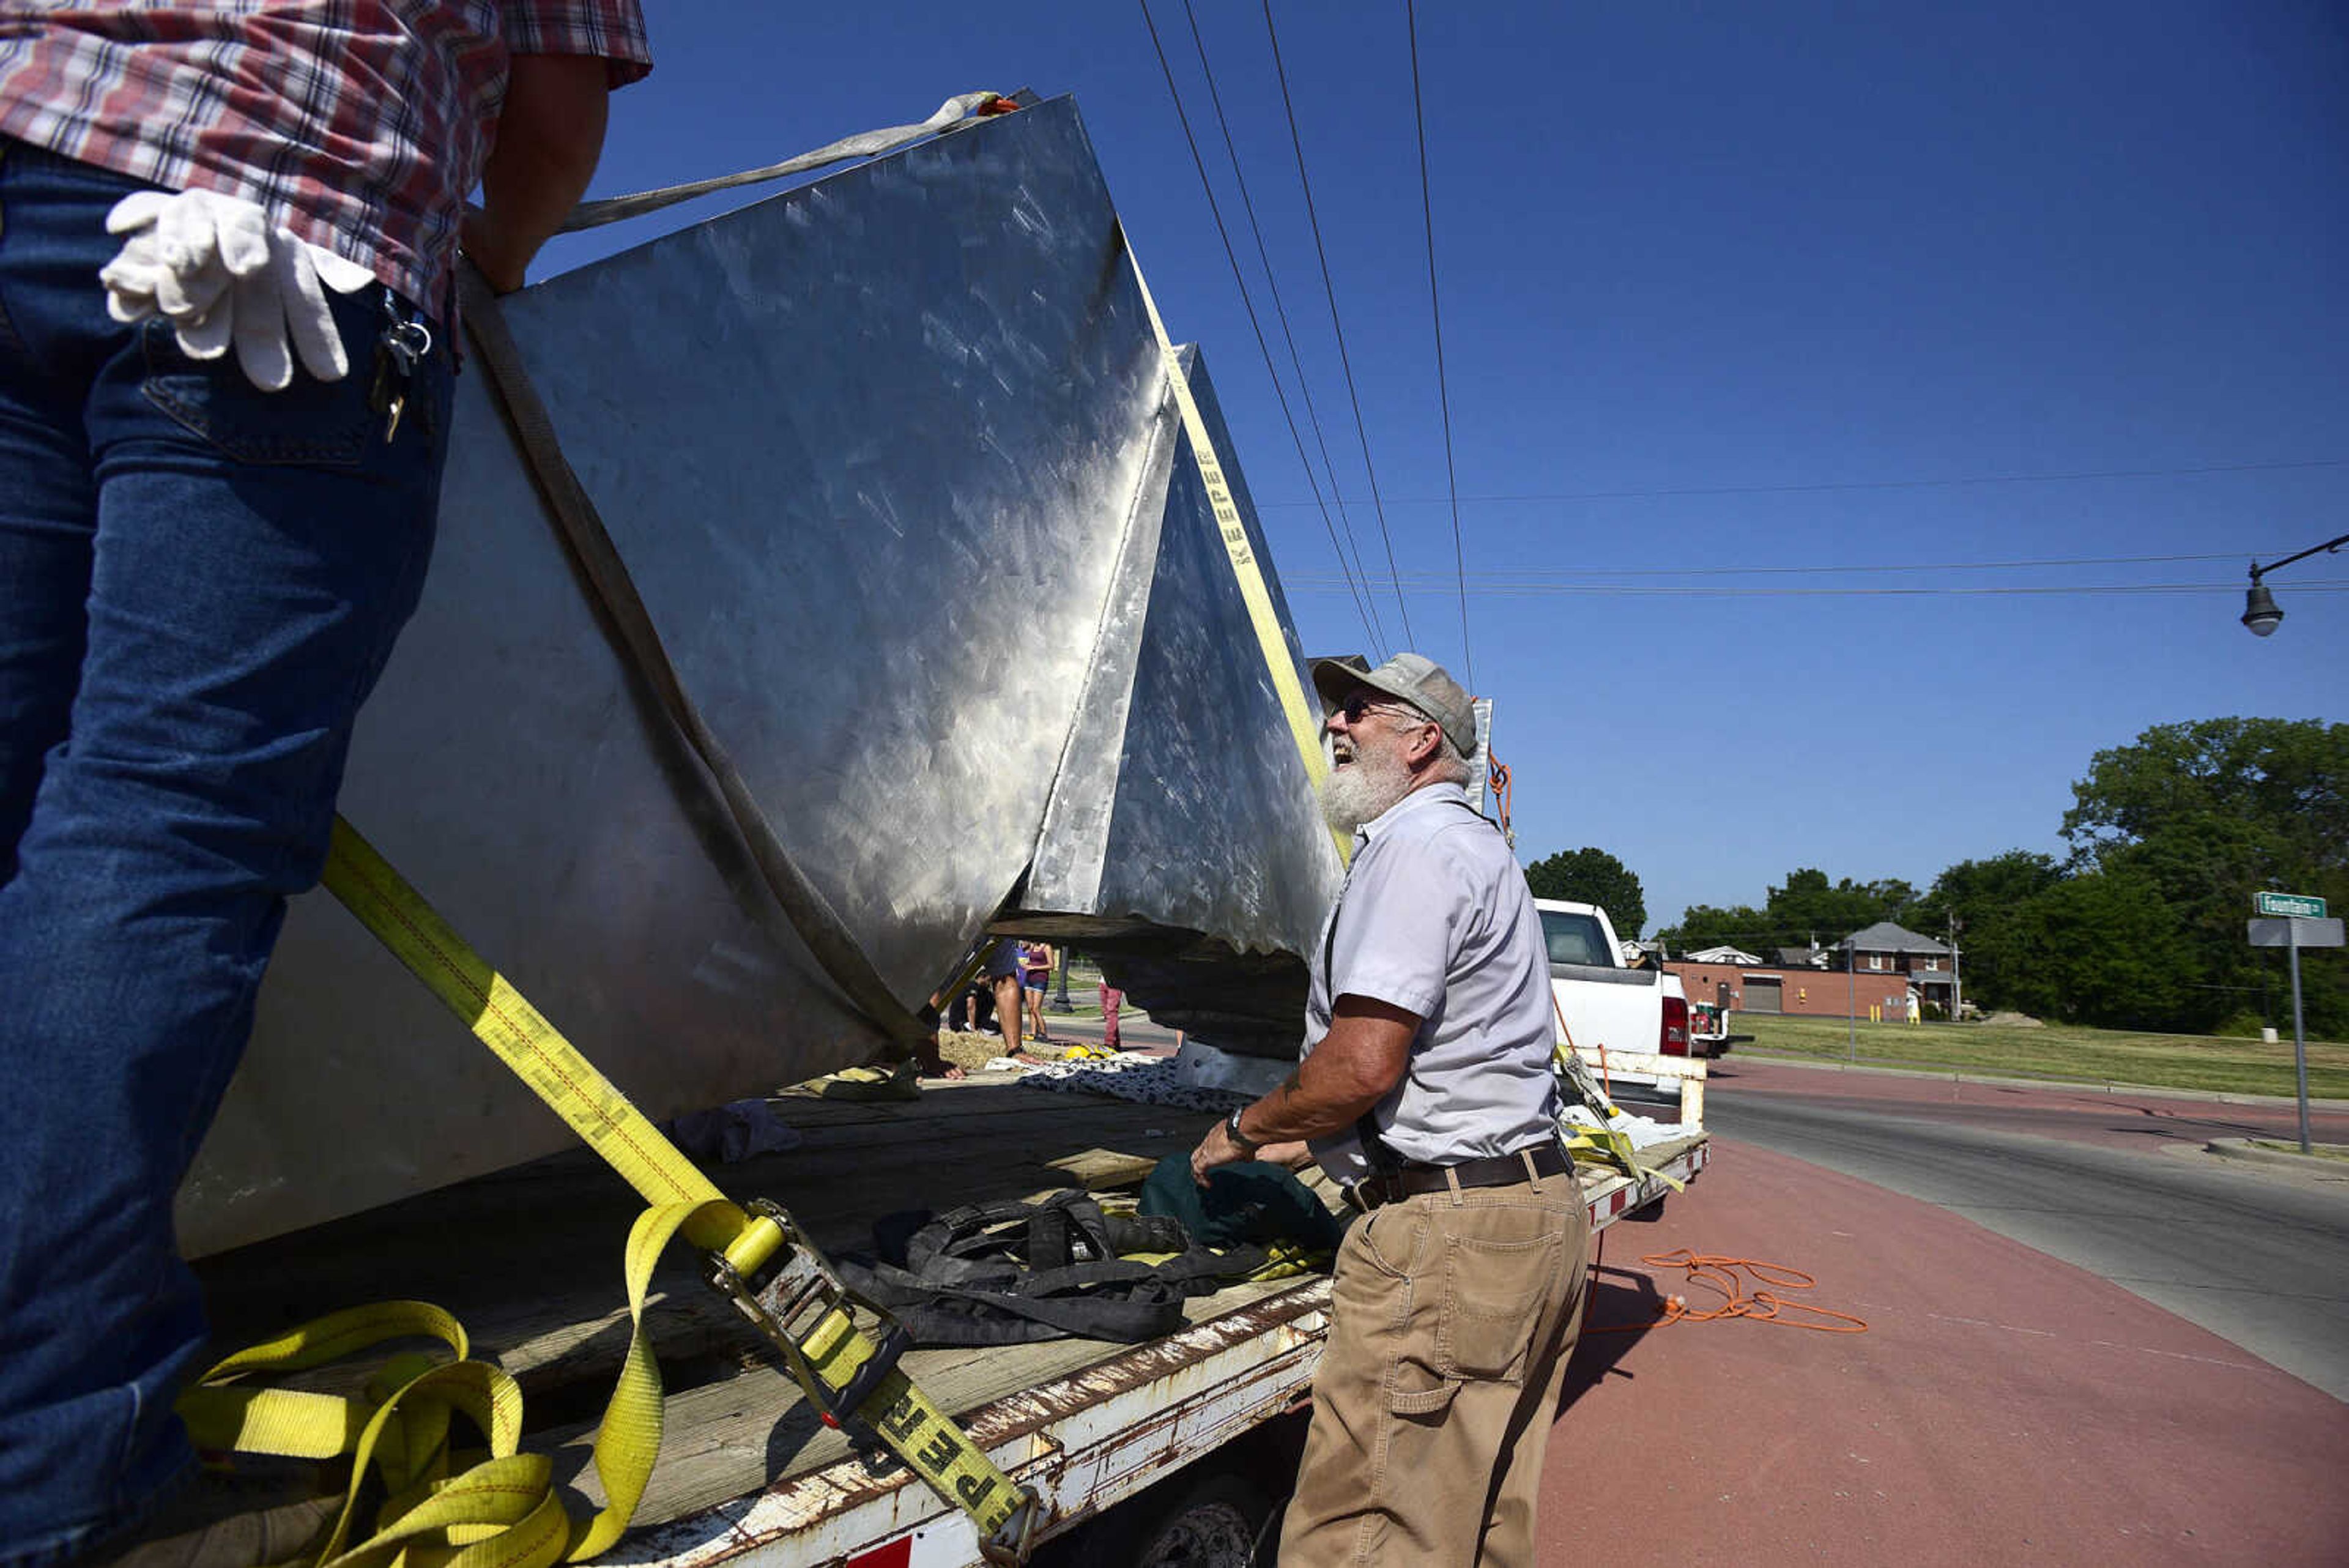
[[1726, 1050, 2349, 1112], [2205, 1137, 2349, 1173]]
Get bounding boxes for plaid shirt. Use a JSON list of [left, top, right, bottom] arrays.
[[0, 1, 651, 318]]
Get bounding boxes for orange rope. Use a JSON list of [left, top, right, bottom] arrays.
[[1587, 1247, 1870, 1336]]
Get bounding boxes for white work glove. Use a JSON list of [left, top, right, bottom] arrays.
[[100, 188, 374, 392]]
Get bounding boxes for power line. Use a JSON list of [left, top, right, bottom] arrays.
[[1262, 0, 1416, 645], [1405, 0, 1472, 691], [1282, 578, 2349, 599], [1299, 550, 2293, 584], [1252, 456, 2349, 509], [1177, 0, 1387, 656], [1135, 0, 1384, 653]]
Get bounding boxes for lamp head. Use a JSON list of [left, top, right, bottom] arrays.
[[2241, 578, 2283, 637]]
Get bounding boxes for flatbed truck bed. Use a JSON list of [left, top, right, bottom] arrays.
[[157, 1072, 1707, 1568]]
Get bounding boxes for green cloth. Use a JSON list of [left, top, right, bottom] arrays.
[[1139, 1155, 1346, 1255]]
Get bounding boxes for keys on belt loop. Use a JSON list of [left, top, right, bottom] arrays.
[[366, 287, 434, 444]]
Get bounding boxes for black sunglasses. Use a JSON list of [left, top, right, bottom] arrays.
[[1337, 693, 1430, 726]]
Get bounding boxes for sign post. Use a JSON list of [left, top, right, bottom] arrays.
[[2249, 902, 2346, 1154]]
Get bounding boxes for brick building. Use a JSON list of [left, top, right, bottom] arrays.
[[1666, 919, 1961, 1019], [1667, 958, 1912, 1019], [1841, 921, 1961, 1016]]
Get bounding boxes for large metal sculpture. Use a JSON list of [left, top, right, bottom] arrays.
[[177, 97, 1343, 1255]]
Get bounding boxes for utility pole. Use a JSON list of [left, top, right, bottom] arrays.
[[1847, 937, 1857, 1061], [1948, 912, 1962, 1023]]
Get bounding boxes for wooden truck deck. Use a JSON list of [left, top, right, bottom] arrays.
[[151, 1072, 1706, 1566]]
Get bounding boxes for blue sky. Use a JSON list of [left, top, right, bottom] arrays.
[[535, 2, 2347, 934]]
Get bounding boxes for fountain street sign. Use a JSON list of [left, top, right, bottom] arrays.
[[2255, 891, 2328, 918]]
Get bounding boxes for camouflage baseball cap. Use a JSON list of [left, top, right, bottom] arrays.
[[1308, 652, 1476, 755]]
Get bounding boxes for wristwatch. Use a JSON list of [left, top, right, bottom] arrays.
[[1223, 1105, 1261, 1156]]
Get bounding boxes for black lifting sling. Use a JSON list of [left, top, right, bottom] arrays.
[[836, 1190, 1265, 1347]]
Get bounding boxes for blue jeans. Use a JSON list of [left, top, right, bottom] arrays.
[[0, 142, 453, 1564]]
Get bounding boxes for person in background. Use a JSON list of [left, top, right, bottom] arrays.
[[1099, 975, 1124, 1050], [944, 976, 975, 1033], [911, 998, 964, 1081], [1190, 653, 1581, 1568], [0, 6, 651, 1559], [1022, 939, 1056, 1042], [985, 936, 1024, 1061]]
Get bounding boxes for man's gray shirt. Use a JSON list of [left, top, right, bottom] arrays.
[[1302, 781, 1560, 1184]]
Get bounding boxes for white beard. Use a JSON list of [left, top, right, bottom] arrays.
[[1319, 745, 1413, 833]]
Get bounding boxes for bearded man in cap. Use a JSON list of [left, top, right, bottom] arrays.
[[1190, 652, 1584, 1568]]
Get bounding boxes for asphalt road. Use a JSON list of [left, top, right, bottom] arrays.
[[1705, 1071, 2349, 1400]]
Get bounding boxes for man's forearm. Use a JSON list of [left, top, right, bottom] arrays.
[[1240, 1057, 1384, 1145], [1234, 1001, 1417, 1145], [1192, 998, 1416, 1185], [464, 54, 613, 292]]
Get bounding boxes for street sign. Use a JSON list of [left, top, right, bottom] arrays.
[[2255, 891, 2328, 918], [2246, 913, 2343, 1155], [2248, 916, 2346, 949]]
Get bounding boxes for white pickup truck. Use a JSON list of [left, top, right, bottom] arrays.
[[1535, 897, 1697, 1061], [1536, 897, 1718, 1128]]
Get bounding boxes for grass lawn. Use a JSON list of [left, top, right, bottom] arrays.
[[2250, 1140, 2349, 1162], [1729, 1012, 2349, 1099]]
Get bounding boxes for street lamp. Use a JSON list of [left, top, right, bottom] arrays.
[[2241, 532, 2349, 637], [2241, 579, 2282, 636]]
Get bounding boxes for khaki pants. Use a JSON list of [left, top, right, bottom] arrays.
[[1279, 1161, 1589, 1567]]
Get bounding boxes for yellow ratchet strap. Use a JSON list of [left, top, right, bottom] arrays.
[[1561, 1125, 1685, 1194], [1125, 237, 1347, 866], [1551, 1042, 1683, 1194], [172, 817, 1033, 1566]]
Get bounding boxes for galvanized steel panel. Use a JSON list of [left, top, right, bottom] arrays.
[[177, 97, 1341, 1255]]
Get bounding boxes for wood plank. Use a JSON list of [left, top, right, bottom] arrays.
[[536, 1275, 1323, 1526], [537, 1134, 1712, 1528], [191, 1079, 1223, 1392]]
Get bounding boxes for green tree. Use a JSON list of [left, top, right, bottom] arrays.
[[1767, 868, 1915, 950], [2063, 718, 2348, 872], [1524, 847, 1646, 938], [1657, 869, 1917, 958], [1909, 850, 2064, 1011], [1656, 903, 1773, 956], [2061, 719, 2347, 1033], [1986, 870, 2196, 1028]]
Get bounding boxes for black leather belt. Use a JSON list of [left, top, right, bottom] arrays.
[[1343, 1140, 1570, 1214]]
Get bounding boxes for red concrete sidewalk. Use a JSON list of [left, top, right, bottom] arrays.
[[1538, 1141, 2349, 1566]]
